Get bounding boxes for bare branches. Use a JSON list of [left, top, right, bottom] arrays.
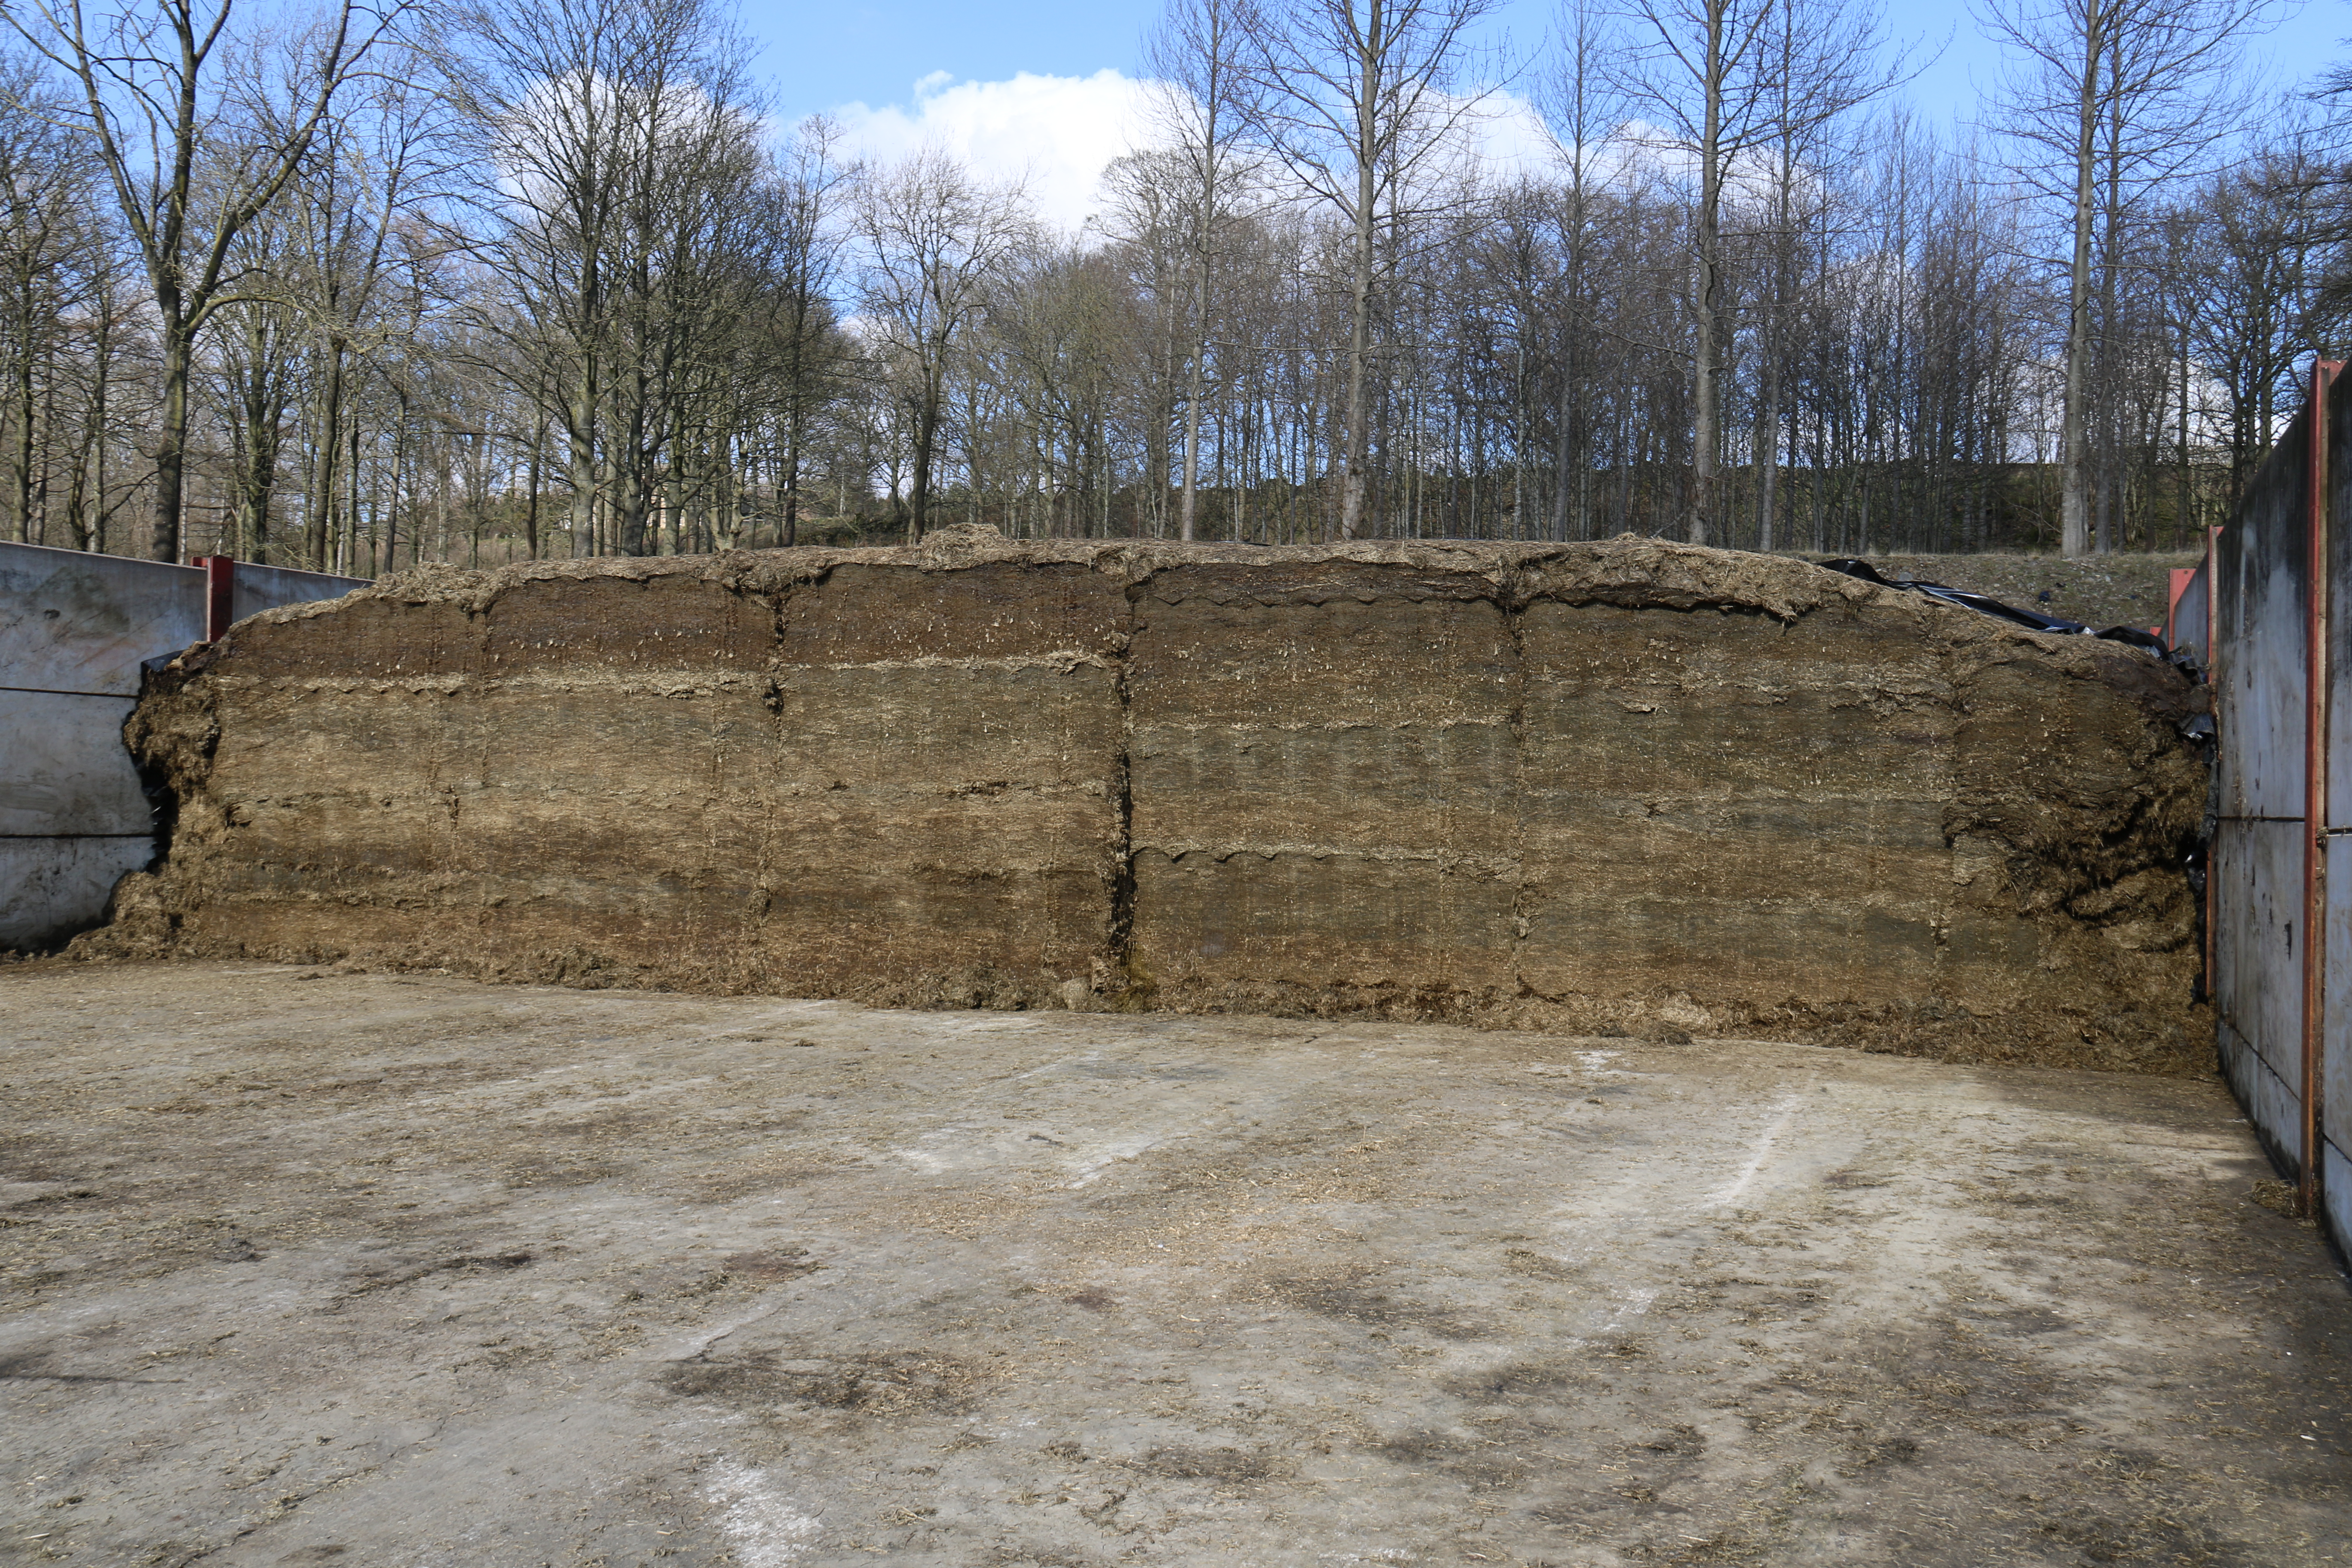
[[0, 0, 2314, 573], [5, 0, 410, 558], [1146, 0, 1265, 539], [853, 148, 1034, 539], [1978, 0, 2274, 555], [1231, 0, 1501, 535], [434, 0, 772, 556], [1608, 0, 1917, 543]]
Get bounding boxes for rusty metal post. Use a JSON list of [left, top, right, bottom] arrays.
[[192, 554, 236, 643], [2303, 362, 2341, 1218], [2209, 526, 2221, 1013]]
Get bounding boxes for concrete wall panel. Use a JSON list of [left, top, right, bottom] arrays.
[[0, 543, 204, 698], [2328, 1144, 2351, 1269], [233, 561, 371, 621], [2213, 416, 2309, 822], [2211, 414, 2310, 1213], [1, 541, 364, 950], [2220, 1015, 2305, 1167], [0, 834, 152, 949], [0, 690, 145, 836], [2214, 818, 2306, 1093], [2326, 836, 2352, 1220], [2208, 378, 2351, 1262]]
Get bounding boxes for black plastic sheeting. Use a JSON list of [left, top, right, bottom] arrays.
[[1818, 558, 2199, 678]]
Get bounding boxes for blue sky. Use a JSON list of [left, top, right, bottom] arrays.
[[735, 0, 2352, 228]]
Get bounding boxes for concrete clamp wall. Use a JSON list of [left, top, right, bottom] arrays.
[[1, 542, 367, 950], [2205, 360, 2352, 1261]]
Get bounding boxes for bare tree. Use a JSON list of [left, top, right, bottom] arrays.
[[1148, 0, 1264, 541], [2, 0, 2284, 572], [853, 149, 1031, 540], [0, 47, 100, 544], [438, 0, 638, 559], [439, 0, 765, 557], [6, 0, 405, 560], [209, 198, 297, 560], [1615, 0, 1908, 545], [284, 69, 448, 569], [1237, 0, 1498, 538], [1536, 0, 1627, 540], [600, 47, 769, 557], [1613, 0, 1769, 546], [2185, 127, 2343, 511], [767, 116, 851, 548], [1098, 149, 1189, 535], [1981, 0, 2268, 556]]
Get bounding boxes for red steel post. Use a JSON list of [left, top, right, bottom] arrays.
[[2304, 362, 2340, 1217], [193, 554, 236, 642]]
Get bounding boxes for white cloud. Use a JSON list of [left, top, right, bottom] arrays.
[[1463, 89, 1559, 181], [827, 74, 1576, 235], [829, 70, 1163, 235]]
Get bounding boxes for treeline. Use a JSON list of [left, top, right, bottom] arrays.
[[0, 0, 2341, 572]]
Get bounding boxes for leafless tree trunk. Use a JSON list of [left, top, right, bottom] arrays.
[[853, 150, 1031, 541], [8, 0, 401, 560], [1982, 0, 2264, 557], [1537, 0, 1623, 543], [1237, 0, 1494, 538], [771, 116, 849, 550], [1618, 0, 1903, 545], [1149, 0, 1258, 544]]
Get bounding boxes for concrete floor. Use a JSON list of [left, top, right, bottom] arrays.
[[0, 963, 2346, 1568]]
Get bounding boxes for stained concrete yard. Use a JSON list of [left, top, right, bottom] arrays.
[[1, 963, 2346, 1567]]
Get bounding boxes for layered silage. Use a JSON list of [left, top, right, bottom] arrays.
[[86, 529, 2209, 1071]]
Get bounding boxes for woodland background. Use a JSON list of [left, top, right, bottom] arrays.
[[0, 0, 2343, 574]]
